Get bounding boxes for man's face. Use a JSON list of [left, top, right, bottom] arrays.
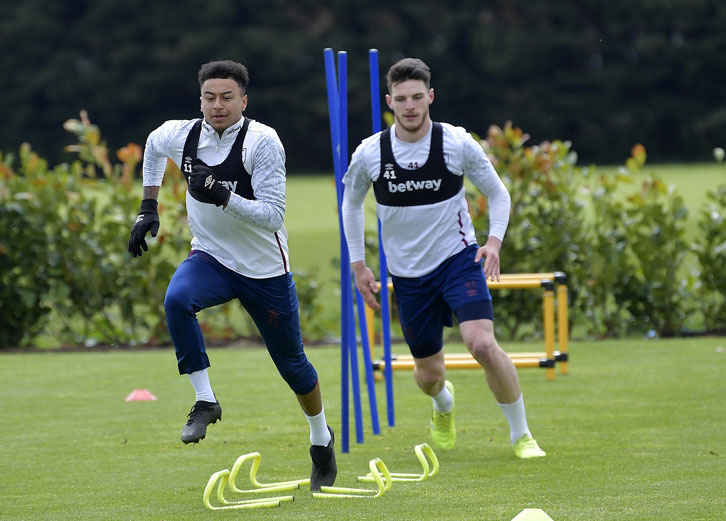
[[385, 79, 433, 136], [200, 78, 247, 134]]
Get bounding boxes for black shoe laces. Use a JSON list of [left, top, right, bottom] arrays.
[[185, 402, 214, 426]]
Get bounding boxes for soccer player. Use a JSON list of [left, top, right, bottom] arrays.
[[128, 60, 337, 488], [341, 57, 545, 459]]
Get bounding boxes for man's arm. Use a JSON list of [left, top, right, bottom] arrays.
[[128, 124, 174, 257], [223, 132, 285, 233], [342, 197, 380, 310], [461, 134, 511, 281], [142, 186, 160, 201], [476, 236, 503, 281], [342, 146, 378, 309], [141, 120, 180, 191]]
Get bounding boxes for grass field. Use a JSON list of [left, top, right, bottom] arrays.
[[2, 337, 725, 520]]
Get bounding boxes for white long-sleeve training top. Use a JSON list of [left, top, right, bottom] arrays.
[[142, 116, 291, 278], [342, 122, 511, 278]]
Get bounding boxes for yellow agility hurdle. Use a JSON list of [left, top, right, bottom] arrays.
[[358, 443, 439, 483], [228, 452, 309, 493], [365, 272, 569, 381], [313, 458, 393, 499], [203, 469, 295, 510]]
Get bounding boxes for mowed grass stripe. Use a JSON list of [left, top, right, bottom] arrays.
[[1, 337, 724, 520]]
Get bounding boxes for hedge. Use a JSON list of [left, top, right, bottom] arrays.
[[1, 116, 725, 348]]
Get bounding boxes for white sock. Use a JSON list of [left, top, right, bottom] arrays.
[[432, 383, 453, 413], [498, 394, 531, 444], [305, 407, 331, 446], [188, 369, 215, 403]]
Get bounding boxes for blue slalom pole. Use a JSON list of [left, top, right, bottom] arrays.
[[338, 51, 365, 445], [354, 286, 380, 435], [323, 48, 350, 453], [369, 48, 395, 427], [327, 52, 380, 437], [369, 49, 382, 133]]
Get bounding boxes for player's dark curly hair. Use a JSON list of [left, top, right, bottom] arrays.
[[198, 60, 249, 93], [386, 58, 431, 92]]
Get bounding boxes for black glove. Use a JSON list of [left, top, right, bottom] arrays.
[[128, 199, 160, 257], [188, 158, 231, 207]]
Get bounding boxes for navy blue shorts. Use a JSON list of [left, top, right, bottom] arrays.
[[164, 250, 318, 395], [391, 245, 493, 359]]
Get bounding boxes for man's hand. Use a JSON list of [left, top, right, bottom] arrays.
[[128, 199, 160, 257], [475, 236, 502, 282], [188, 158, 231, 207], [352, 261, 380, 310]]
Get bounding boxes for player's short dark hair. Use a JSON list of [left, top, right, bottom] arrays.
[[386, 58, 431, 92], [198, 60, 249, 93]]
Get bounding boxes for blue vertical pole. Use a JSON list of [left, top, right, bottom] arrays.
[[354, 289, 380, 435], [337, 51, 365, 445], [369, 48, 395, 427], [347, 50, 380, 435], [323, 48, 350, 453], [369, 49, 382, 133]]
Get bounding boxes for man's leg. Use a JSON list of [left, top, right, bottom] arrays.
[[164, 251, 234, 443], [296, 382, 336, 490], [459, 319, 545, 458], [390, 270, 456, 450], [236, 272, 336, 489], [413, 351, 457, 450], [412, 350, 447, 397], [296, 381, 325, 440], [459, 319, 520, 403]]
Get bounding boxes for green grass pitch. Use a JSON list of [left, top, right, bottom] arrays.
[[1, 337, 724, 520]]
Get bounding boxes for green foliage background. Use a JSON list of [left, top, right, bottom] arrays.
[[0, 0, 725, 171], [466, 124, 726, 340], [1, 115, 725, 348], [0, 113, 180, 347]]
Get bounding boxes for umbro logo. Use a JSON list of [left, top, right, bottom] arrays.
[[204, 175, 215, 189], [382, 163, 396, 180], [183, 156, 193, 174]]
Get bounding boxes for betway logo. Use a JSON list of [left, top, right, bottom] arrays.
[[388, 179, 442, 193], [204, 176, 238, 193]]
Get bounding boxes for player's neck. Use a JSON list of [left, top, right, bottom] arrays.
[[394, 118, 432, 143]]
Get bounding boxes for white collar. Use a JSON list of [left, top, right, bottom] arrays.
[[200, 116, 244, 138], [391, 120, 433, 145]]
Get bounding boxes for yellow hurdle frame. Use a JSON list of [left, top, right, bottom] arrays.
[[364, 272, 569, 381]]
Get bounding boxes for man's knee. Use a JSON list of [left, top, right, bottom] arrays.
[[466, 331, 500, 365], [275, 354, 318, 395], [164, 285, 191, 317], [417, 368, 444, 388], [414, 356, 446, 388]]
